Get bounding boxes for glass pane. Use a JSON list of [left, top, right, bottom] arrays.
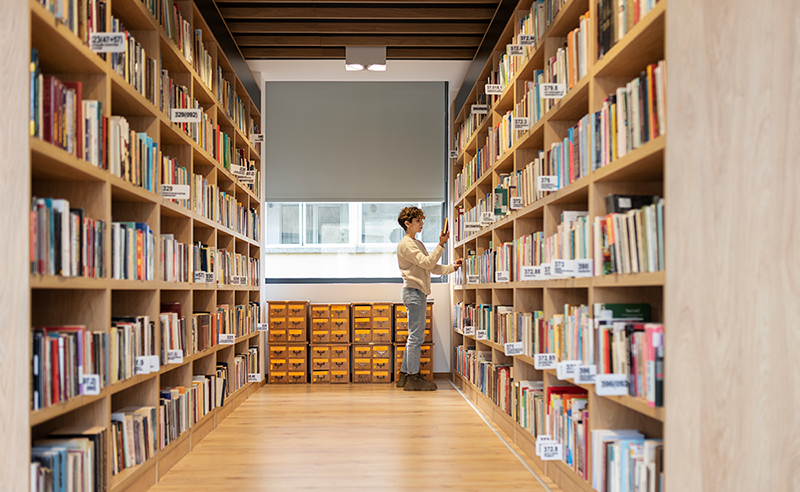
[[419, 203, 443, 246], [361, 202, 415, 244], [305, 203, 349, 244], [266, 203, 300, 245]]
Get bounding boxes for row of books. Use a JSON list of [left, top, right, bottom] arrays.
[[591, 430, 664, 492], [218, 190, 261, 240], [515, 74, 547, 136], [456, 249, 493, 286], [598, 0, 662, 60], [454, 92, 489, 152], [234, 150, 262, 197], [232, 347, 259, 393], [161, 235, 191, 283], [596, 196, 665, 275], [111, 221, 155, 281], [108, 116, 158, 193], [454, 144, 489, 199], [488, 110, 517, 163], [30, 198, 105, 278], [162, 155, 191, 209], [110, 18, 160, 108], [36, 0, 105, 46], [31, 425, 107, 492], [111, 406, 157, 475], [193, 29, 214, 90], [544, 12, 591, 109], [216, 67, 247, 134], [167, 2, 193, 64], [453, 192, 494, 242]]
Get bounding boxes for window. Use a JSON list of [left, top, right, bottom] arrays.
[[265, 202, 445, 280]]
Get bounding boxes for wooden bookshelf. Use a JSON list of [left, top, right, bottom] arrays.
[[450, 1, 667, 491], [26, 0, 264, 489]]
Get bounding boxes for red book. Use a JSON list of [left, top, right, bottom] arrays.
[[136, 229, 143, 279]]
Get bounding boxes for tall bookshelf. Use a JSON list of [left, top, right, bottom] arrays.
[[27, 0, 264, 489], [450, 1, 666, 491]]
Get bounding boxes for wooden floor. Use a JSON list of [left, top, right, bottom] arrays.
[[151, 379, 551, 491]]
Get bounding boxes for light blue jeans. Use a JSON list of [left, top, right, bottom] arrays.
[[400, 287, 426, 375]]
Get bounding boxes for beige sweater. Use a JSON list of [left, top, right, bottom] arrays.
[[397, 236, 456, 295]]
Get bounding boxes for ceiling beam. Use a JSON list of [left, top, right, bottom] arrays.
[[216, 0, 497, 3], [234, 34, 482, 47], [241, 46, 476, 59], [227, 21, 490, 34], [219, 6, 497, 20]]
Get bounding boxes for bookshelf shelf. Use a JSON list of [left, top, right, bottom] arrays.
[[451, 1, 667, 490], [26, 0, 264, 487]]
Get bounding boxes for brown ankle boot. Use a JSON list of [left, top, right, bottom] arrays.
[[403, 373, 437, 391], [396, 371, 408, 388]]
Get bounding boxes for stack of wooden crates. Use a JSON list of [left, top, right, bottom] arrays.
[[310, 304, 351, 383], [268, 301, 309, 384]]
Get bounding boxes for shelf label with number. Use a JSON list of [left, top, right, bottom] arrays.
[[485, 84, 504, 95], [148, 355, 159, 373], [167, 349, 184, 364], [240, 169, 256, 185], [538, 175, 559, 192], [449, 150, 459, 159], [541, 83, 567, 99], [519, 265, 537, 281], [161, 184, 190, 200], [467, 274, 480, 285], [257, 323, 269, 332], [575, 259, 593, 277], [463, 326, 476, 336], [171, 108, 202, 123], [464, 222, 481, 235], [81, 374, 101, 395], [595, 373, 629, 396], [90, 33, 126, 53], [206, 272, 215, 283], [476, 329, 488, 340], [518, 34, 536, 46], [135, 356, 149, 375], [218, 333, 235, 345], [508, 45, 525, 56], [471, 104, 489, 115], [510, 196, 523, 210], [504, 342, 524, 356], [250, 133, 264, 144], [534, 353, 557, 370], [553, 259, 574, 277], [480, 211, 495, 225], [495, 271, 510, 283], [194, 271, 207, 283], [541, 263, 553, 279], [556, 360, 581, 380], [512, 117, 531, 131], [535, 435, 553, 456], [231, 164, 247, 177], [540, 442, 563, 461], [248, 373, 262, 383], [576, 364, 596, 384]]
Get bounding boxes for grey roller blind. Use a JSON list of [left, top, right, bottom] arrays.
[[265, 82, 446, 202]]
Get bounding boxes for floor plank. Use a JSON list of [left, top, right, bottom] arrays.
[[152, 381, 550, 491]]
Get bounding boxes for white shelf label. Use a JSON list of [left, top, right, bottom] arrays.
[[167, 349, 184, 364], [485, 84, 504, 95], [508, 44, 525, 56], [194, 271, 207, 283], [518, 34, 536, 46], [464, 222, 481, 234], [248, 373, 262, 383], [170, 108, 202, 123], [534, 353, 557, 370], [257, 323, 269, 332], [135, 356, 149, 375], [556, 360, 581, 380], [595, 373, 629, 396], [471, 104, 489, 115], [519, 265, 537, 281], [504, 342, 524, 356], [540, 442, 563, 461], [231, 164, 247, 177], [538, 175, 559, 192], [541, 83, 567, 99], [467, 274, 480, 285], [218, 333, 235, 345], [512, 117, 531, 131], [576, 365, 596, 384], [148, 355, 160, 373], [510, 197, 523, 210], [206, 272, 215, 283], [81, 374, 100, 395], [90, 33, 126, 53], [161, 184, 190, 199], [449, 150, 459, 159], [575, 259, 593, 277], [476, 329, 488, 340], [480, 211, 495, 225], [495, 271, 510, 283], [250, 133, 264, 144], [240, 169, 256, 185], [535, 435, 553, 456], [553, 259, 574, 277], [463, 326, 476, 336], [541, 263, 553, 279]]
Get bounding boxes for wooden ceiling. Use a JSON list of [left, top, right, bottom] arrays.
[[214, 0, 502, 60]]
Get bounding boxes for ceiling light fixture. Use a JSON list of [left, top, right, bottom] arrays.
[[345, 46, 386, 72]]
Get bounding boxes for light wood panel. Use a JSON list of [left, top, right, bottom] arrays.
[[665, 1, 800, 491], [0, 0, 30, 487], [151, 383, 551, 491]]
